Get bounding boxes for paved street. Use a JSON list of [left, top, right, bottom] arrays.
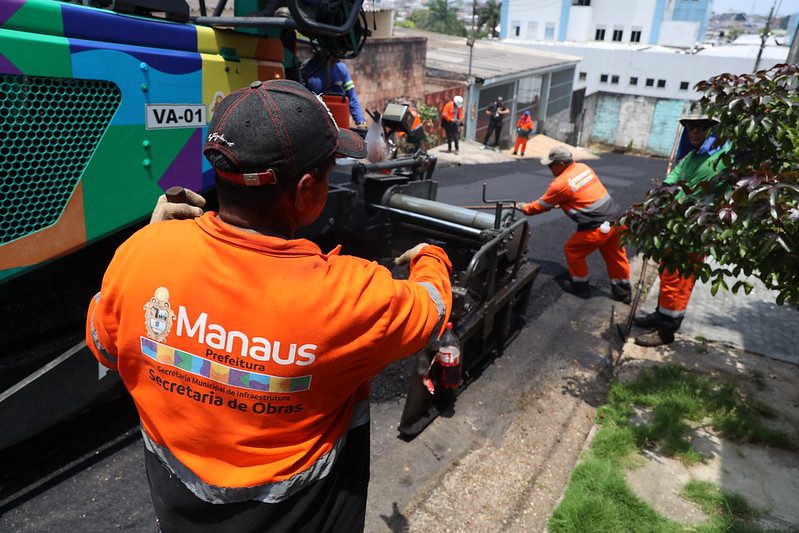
[[0, 153, 666, 532]]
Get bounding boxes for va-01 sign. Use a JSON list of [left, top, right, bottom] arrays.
[[145, 104, 207, 130]]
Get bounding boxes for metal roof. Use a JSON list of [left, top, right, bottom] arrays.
[[394, 28, 580, 84]]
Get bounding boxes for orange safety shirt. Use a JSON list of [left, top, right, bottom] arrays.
[[86, 212, 452, 503], [522, 162, 621, 230], [441, 100, 463, 122]]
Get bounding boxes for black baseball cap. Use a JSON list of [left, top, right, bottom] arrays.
[[203, 79, 367, 186]]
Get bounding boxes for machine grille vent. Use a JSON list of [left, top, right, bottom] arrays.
[[0, 75, 121, 245]]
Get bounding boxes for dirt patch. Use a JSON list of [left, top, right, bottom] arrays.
[[404, 373, 600, 531]]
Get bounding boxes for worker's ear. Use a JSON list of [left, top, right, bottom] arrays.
[[293, 168, 330, 226]]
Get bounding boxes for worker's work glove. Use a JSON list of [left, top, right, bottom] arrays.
[[522, 203, 534, 216], [394, 243, 429, 265], [150, 188, 205, 224], [356, 122, 367, 129]]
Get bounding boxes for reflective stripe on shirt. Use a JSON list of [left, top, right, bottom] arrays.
[[142, 427, 346, 504], [417, 281, 447, 346], [89, 293, 117, 366], [566, 193, 612, 216]]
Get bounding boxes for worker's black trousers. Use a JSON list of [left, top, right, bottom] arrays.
[[443, 121, 459, 151], [145, 424, 370, 533], [483, 122, 502, 147]]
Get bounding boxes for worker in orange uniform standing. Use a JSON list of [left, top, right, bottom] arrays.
[[441, 94, 464, 154], [512, 110, 535, 157], [86, 79, 452, 532], [522, 146, 632, 302]]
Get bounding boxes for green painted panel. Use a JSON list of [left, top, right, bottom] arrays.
[[81, 125, 194, 240], [3, 0, 64, 37], [0, 29, 71, 78]]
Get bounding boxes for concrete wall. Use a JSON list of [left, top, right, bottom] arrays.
[[513, 41, 783, 101], [540, 106, 572, 143], [580, 91, 686, 156], [658, 20, 699, 48]]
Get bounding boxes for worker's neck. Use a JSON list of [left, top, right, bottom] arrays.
[[217, 208, 297, 240]]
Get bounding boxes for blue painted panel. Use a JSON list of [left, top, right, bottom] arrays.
[[647, 99, 686, 156], [499, 0, 510, 39], [558, 0, 570, 41], [789, 14, 799, 44], [61, 3, 197, 53], [650, 0, 667, 44], [591, 97, 620, 144], [671, 0, 712, 41], [70, 47, 202, 126]]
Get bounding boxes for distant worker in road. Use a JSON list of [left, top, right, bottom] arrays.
[[301, 50, 367, 127], [634, 112, 732, 347], [512, 110, 535, 157], [483, 96, 510, 151], [522, 146, 632, 302], [441, 94, 463, 154], [86, 80, 452, 532]]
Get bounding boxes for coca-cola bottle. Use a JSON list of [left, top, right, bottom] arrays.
[[436, 323, 462, 392]]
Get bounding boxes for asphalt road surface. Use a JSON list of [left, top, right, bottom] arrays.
[[0, 153, 666, 532]]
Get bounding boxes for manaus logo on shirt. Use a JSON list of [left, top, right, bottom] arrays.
[[144, 286, 176, 342]]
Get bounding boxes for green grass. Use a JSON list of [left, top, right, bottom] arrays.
[[681, 480, 763, 532], [598, 365, 796, 460], [548, 364, 793, 533]]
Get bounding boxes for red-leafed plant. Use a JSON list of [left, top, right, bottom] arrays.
[[621, 64, 799, 306]]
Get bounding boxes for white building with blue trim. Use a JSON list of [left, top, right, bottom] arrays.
[[501, 0, 712, 49]]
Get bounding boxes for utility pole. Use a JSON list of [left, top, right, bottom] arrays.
[[467, 0, 476, 79], [753, 1, 777, 72]]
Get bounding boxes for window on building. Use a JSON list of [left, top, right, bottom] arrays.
[[595, 26, 606, 40], [630, 76, 639, 85], [512, 21, 521, 37], [544, 22, 555, 40], [680, 81, 690, 90], [612, 27, 624, 41], [611, 75, 619, 84], [630, 28, 642, 43], [527, 21, 538, 39], [578, 71, 587, 80], [600, 74, 609, 83], [645, 78, 654, 87], [657, 79, 666, 88], [572, 0, 591, 5]]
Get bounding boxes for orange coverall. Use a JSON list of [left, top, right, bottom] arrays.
[[513, 115, 535, 154], [86, 212, 452, 502], [522, 162, 630, 285]]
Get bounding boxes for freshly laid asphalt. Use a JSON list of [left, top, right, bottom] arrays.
[[0, 153, 666, 532]]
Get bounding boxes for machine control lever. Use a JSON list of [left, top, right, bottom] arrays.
[[481, 182, 518, 229]]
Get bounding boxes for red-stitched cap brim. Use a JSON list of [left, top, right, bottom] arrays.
[[335, 128, 367, 159]]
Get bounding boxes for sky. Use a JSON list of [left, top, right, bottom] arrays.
[[712, 0, 799, 16]]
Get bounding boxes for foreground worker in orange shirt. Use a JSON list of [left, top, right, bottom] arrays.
[[522, 147, 632, 302], [86, 79, 452, 532]]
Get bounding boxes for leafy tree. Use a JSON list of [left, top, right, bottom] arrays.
[[406, 0, 467, 37], [621, 64, 799, 306], [477, 0, 501, 38]]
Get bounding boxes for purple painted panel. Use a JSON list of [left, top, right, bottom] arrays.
[[69, 39, 200, 76], [0, 52, 22, 75], [61, 3, 197, 54], [0, 0, 24, 27], [158, 129, 204, 192]]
